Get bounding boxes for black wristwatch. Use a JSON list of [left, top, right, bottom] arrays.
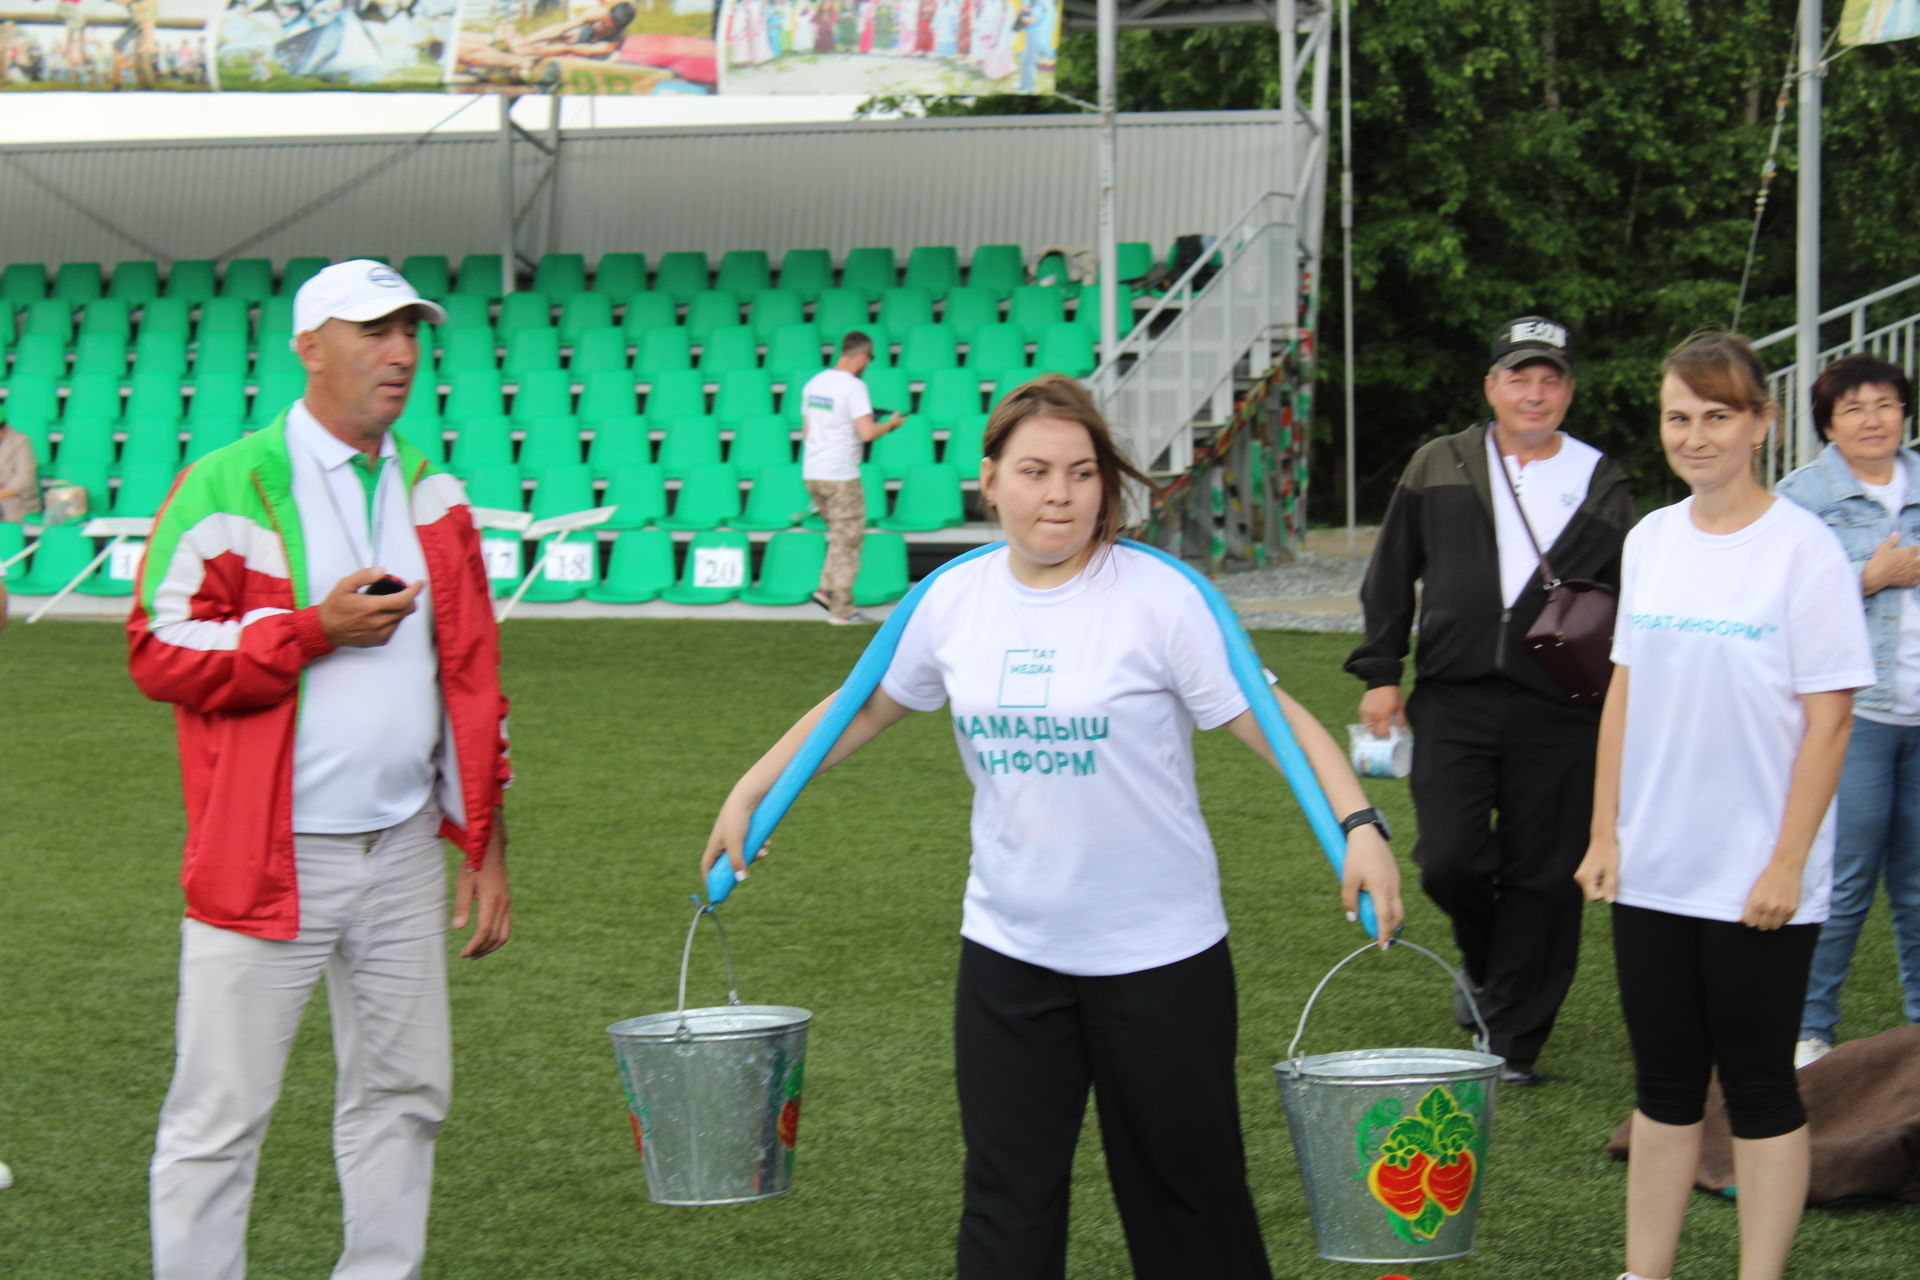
[[1340, 807, 1392, 842]]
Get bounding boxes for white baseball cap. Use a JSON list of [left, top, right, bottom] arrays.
[[292, 259, 447, 339]]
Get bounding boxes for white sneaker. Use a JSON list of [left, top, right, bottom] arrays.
[[825, 611, 874, 626], [1794, 1037, 1831, 1069]]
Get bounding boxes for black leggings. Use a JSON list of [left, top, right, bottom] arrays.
[[1611, 903, 1819, 1140]]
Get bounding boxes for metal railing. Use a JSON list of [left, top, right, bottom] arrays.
[[1094, 191, 1298, 480]]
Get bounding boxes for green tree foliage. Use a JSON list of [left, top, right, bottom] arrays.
[[863, 1, 1920, 517]]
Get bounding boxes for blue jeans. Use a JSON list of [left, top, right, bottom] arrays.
[[1800, 715, 1920, 1041]]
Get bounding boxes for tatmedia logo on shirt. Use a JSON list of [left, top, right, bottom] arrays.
[[953, 649, 1105, 778], [806, 394, 835, 411], [1631, 613, 1779, 641]]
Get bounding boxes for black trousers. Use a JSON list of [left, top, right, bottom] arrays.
[[1407, 677, 1599, 1066], [1612, 904, 1819, 1139], [953, 938, 1272, 1280]]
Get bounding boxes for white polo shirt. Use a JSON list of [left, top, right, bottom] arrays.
[[1488, 430, 1601, 606], [286, 402, 443, 834]]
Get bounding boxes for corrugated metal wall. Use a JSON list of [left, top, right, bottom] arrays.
[[0, 112, 1287, 271]]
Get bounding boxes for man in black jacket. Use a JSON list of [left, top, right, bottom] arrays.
[[1346, 317, 1634, 1085]]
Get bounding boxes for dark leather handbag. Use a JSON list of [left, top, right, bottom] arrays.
[[1495, 455, 1617, 705]]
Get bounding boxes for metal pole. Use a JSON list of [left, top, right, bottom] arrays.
[[1794, 0, 1821, 467], [1096, 0, 1119, 380], [1340, 0, 1355, 553], [544, 95, 563, 256], [499, 95, 517, 299], [1279, 0, 1296, 206]]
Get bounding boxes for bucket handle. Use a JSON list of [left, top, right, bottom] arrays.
[[674, 896, 743, 1039], [1284, 937, 1491, 1063]]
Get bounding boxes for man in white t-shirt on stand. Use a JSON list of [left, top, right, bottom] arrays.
[[800, 330, 903, 624], [1348, 316, 1636, 1085]]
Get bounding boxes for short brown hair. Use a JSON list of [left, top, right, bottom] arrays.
[[981, 374, 1156, 549], [1661, 331, 1773, 418]]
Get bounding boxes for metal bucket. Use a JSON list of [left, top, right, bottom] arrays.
[[1275, 939, 1503, 1264], [608, 903, 811, 1206]]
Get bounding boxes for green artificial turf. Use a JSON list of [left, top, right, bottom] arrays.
[[1, 619, 1912, 1278]]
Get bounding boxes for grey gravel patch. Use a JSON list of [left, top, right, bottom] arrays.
[[1235, 609, 1365, 633], [1211, 553, 1368, 602]]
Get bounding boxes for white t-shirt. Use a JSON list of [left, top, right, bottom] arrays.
[[287, 402, 444, 834], [1488, 431, 1603, 606], [800, 368, 872, 482], [1610, 498, 1875, 925], [882, 545, 1251, 976], [1858, 472, 1920, 723]]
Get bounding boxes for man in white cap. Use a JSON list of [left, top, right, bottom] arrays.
[[130, 260, 514, 1280]]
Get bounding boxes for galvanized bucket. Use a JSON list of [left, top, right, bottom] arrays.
[[608, 902, 811, 1206], [1275, 939, 1502, 1265]]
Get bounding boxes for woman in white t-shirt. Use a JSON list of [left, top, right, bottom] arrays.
[[701, 375, 1404, 1280], [1576, 334, 1874, 1280], [1775, 353, 1920, 1067]]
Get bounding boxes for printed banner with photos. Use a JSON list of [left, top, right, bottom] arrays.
[[713, 0, 1058, 95]]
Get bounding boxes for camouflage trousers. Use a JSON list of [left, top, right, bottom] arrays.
[[805, 477, 864, 619]]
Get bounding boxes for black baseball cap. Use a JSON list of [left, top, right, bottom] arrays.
[[1490, 316, 1572, 373]]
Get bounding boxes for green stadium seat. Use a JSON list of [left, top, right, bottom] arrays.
[[899, 323, 959, 380], [686, 290, 741, 346], [165, 260, 218, 304], [139, 297, 192, 335], [879, 462, 962, 532], [570, 326, 628, 375], [739, 528, 827, 605], [392, 421, 447, 467], [188, 373, 248, 425], [253, 371, 305, 426], [441, 294, 493, 334], [1072, 284, 1139, 342], [765, 324, 825, 374], [586, 417, 651, 477], [2, 263, 48, 307], [191, 332, 250, 379], [65, 372, 123, 421], [391, 384, 443, 438], [716, 250, 772, 298], [502, 327, 561, 378], [455, 254, 506, 300], [11, 333, 69, 381], [51, 417, 115, 473], [222, 259, 274, 302], [852, 531, 911, 605], [197, 297, 250, 336], [451, 420, 518, 476], [593, 253, 647, 300], [460, 461, 525, 510], [749, 289, 806, 343], [53, 262, 104, 304], [657, 416, 723, 480], [532, 253, 587, 300], [560, 293, 615, 345], [1008, 285, 1067, 341], [653, 251, 711, 305], [862, 367, 911, 423], [498, 292, 552, 336], [256, 338, 302, 381], [107, 260, 161, 304], [1033, 322, 1097, 378], [4, 374, 61, 428], [803, 462, 886, 530], [699, 326, 760, 376], [131, 329, 188, 379], [479, 531, 522, 597], [622, 291, 677, 340], [815, 289, 872, 341], [578, 370, 638, 426], [868, 419, 935, 480], [904, 246, 960, 299], [642, 369, 707, 423], [921, 367, 984, 429], [280, 257, 330, 296], [726, 413, 794, 473], [660, 462, 741, 532], [0, 523, 20, 573], [1116, 241, 1156, 283], [777, 249, 833, 303], [257, 296, 294, 341], [446, 371, 506, 423], [9, 421, 53, 468], [518, 419, 584, 473], [714, 370, 775, 429], [113, 459, 181, 517], [987, 369, 1037, 407], [634, 327, 693, 380], [511, 368, 573, 424], [23, 300, 75, 345], [734, 463, 813, 532], [399, 255, 451, 298], [441, 328, 498, 375], [841, 247, 897, 300], [79, 299, 131, 343], [659, 528, 751, 602], [586, 527, 675, 603], [941, 287, 1001, 344], [965, 322, 1028, 372], [879, 286, 934, 334], [8, 523, 93, 595], [526, 462, 598, 523], [599, 463, 667, 529], [123, 371, 184, 428], [967, 244, 1025, 299], [183, 418, 244, 464]]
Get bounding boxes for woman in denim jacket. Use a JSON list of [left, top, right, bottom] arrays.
[[1776, 353, 1920, 1066]]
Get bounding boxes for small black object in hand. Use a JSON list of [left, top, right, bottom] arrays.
[[362, 575, 407, 596]]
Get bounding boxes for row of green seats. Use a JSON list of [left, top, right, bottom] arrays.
[[0, 371, 304, 430], [501, 527, 913, 607]]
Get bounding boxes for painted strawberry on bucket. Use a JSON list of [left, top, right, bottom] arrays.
[[1355, 1083, 1485, 1245]]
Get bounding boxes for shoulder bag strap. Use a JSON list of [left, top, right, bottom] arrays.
[[1493, 446, 1561, 590]]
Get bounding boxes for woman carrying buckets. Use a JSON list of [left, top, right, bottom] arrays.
[[1576, 334, 1874, 1280], [700, 374, 1405, 1279]]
